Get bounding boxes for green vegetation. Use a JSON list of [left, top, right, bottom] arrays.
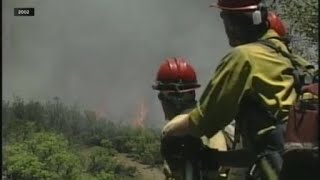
[[2, 97, 162, 180], [273, 0, 318, 41], [271, 0, 318, 64], [4, 132, 81, 180]]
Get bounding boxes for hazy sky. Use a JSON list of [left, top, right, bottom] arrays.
[[3, 0, 230, 128]]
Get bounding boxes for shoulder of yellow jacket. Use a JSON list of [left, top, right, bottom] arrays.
[[224, 43, 264, 63]]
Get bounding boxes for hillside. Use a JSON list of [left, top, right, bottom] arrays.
[[114, 153, 165, 180], [2, 97, 164, 180]]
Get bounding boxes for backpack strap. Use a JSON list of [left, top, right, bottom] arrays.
[[262, 36, 290, 47], [255, 38, 303, 94], [232, 120, 241, 150], [256, 38, 296, 65], [221, 130, 234, 150]]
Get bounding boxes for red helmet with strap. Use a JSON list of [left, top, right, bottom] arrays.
[[267, 11, 287, 37], [210, 0, 262, 11], [152, 57, 200, 92]]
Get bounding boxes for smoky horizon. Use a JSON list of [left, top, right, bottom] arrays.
[[2, 0, 230, 128]]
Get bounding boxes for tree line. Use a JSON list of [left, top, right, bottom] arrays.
[[2, 96, 162, 180]]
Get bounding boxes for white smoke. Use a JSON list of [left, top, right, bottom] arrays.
[[3, 0, 230, 128]]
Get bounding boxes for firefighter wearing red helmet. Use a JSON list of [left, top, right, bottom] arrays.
[[153, 57, 233, 179], [153, 57, 200, 91], [161, 0, 314, 179], [152, 57, 201, 122]]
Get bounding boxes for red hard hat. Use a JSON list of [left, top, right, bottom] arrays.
[[210, 0, 262, 11], [152, 57, 201, 92], [267, 11, 287, 37]]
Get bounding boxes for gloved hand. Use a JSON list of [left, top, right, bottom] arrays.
[[162, 114, 191, 138], [161, 135, 203, 160], [161, 135, 203, 179]]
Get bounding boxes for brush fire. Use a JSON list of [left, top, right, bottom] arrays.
[[132, 100, 147, 129]]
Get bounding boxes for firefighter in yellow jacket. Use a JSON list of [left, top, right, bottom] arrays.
[[161, 0, 313, 179]]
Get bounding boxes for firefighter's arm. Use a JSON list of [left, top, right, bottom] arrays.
[[161, 113, 203, 138], [188, 48, 253, 138], [162, 48, 252, 138]]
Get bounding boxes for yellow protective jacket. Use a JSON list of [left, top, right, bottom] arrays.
[[189, 29, 301, 138]]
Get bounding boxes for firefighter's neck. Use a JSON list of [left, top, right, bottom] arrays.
[[227, 23, 268, 47]]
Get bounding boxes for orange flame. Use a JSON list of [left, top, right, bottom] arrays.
[[132, 100, 147, 129], [94, 99, 108, 119]]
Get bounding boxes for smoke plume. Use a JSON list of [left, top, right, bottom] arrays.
[[3, 0, 230, 128]]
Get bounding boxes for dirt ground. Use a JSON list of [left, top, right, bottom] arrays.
[[114, 153, 166, 180]]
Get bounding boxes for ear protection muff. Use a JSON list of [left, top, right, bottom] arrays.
[[252, 3, 268, 25], [252, 10, 262, 25]]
